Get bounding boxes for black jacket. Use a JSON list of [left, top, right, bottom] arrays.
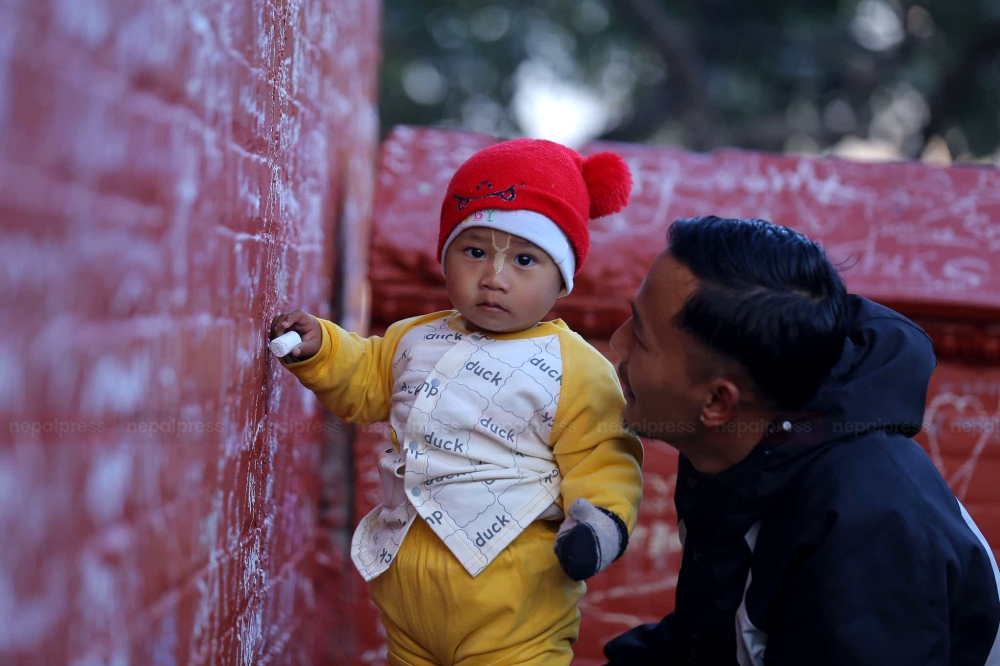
[[605, 296, 1000, 665]]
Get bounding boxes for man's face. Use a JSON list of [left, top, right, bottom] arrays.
[[610, 251, 705, 445], [444, 227, 565, 334]]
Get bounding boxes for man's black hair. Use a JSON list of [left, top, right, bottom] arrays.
[[668, 215, 848, 411]]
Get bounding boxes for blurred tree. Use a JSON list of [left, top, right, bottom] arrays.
[[378, 0, 1000, 161]]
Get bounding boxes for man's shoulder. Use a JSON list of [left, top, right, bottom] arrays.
[[761, 434, 995, 599], [789, 433, 956, 528]]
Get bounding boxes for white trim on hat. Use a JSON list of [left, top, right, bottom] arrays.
[[440, 209, 576, 295]]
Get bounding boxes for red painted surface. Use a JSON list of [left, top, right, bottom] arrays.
[[371, 128, 1000, 336], [361, 127, 1000, 665], [0, 1, 380, 665]]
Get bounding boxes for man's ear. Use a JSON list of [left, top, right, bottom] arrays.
[[702, 379, 741, 427], [556, 277, 568, 298]]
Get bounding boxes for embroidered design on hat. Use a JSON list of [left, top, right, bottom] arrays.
[[453, 180, 524, 211]]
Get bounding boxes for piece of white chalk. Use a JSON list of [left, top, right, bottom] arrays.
[[269, 330, 302, 357]]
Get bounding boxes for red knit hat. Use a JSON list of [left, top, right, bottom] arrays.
[[438, 138, 632, 282]]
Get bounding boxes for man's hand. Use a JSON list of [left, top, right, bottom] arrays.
[[554, 498, 629, 581], [270, 310, 322, 361]]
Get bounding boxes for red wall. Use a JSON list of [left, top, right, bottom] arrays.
[[0, 1, 380, 664], [362, 127, 1000, 665]]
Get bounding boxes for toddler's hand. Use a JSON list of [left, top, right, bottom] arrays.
[[270, 310, 322, 361], [554, 498, 629, 581]]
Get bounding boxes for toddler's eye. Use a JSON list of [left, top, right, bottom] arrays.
[[514, 254, 535, 267], [465, 247, 486, 259]]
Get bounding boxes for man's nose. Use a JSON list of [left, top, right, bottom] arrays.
[[610, 318, 632, 359]]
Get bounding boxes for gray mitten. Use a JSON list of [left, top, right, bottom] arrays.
[[554, 498, 629, 581]]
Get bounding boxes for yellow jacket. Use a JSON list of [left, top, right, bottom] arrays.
[[286, 310, 643, 580]]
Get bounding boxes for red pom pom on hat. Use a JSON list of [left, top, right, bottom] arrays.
[[583, 151, 632, 219]]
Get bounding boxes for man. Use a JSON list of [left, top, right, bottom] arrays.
[[604, 216, 1000, 665]]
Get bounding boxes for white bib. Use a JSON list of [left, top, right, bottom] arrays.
[[350, 315, 564, 580]]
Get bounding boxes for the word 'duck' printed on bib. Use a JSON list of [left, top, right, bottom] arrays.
[[351, 315, 565, 580]]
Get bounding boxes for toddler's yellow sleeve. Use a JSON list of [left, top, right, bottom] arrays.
[[282, 316, 413, 425], [552, 330, 644, 532]]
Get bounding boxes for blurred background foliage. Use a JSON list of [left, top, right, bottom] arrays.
[[378, 0, 1000, 164]]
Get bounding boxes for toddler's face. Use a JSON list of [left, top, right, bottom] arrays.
[[444, 227, 566, 334]]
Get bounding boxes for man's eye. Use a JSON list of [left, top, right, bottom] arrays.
[[514, 254, 535, 267], [465, 247, 486, 259]]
